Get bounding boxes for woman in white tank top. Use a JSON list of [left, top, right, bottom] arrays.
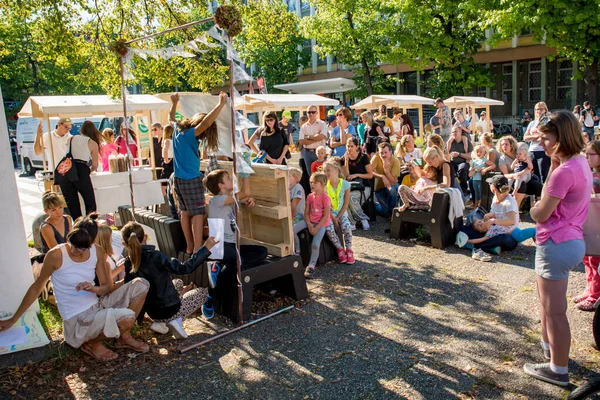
[[0, 214, 150, 361]]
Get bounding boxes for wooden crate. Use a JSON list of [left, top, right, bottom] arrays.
[[201, 161, 293, 257]]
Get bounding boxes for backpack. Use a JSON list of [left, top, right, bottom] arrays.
[[584, 109, 595, 128]]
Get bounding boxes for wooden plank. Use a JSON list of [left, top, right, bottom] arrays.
[[240, 237, 291, 257], [243, 204, 288, 219], [200, 160, 288, 179]]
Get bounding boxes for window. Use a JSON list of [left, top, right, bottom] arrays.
[[405, 72, 417, 95], [502, 63, 513, 104], [556, 60, 572, 101], [528, 61, 542, 102], [422, 70, 434, 95]]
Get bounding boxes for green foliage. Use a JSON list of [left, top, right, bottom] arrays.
[[39, 299, 63, 338], [235, 0, 309, 91]]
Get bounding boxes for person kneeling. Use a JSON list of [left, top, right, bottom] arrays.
[[121, 221, 217, 339]]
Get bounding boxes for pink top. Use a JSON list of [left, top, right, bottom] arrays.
[[100, 143, 117, 171], [412, 177, 437, 204], [307, 192, 331, 226], [536, 156, 593, 244]]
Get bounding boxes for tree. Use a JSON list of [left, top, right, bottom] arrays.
[[387, 0, 496, 98], [491, 0, 600, 105], [234, 0, 309, 92], [300, 0, 394, 96]]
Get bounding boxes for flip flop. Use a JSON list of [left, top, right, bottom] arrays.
[[80, 343, 118, 361], [573, 294, 589, 304], [115, 338, 150, 353]]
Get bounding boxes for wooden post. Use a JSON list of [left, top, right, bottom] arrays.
[[119, 56, 136, 213], [146, 111, 157, 179], [470, 105, 477, 141], [486, 105, 491, 133], [417, 105, 424, 137]]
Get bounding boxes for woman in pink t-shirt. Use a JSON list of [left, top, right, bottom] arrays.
[[303, 172, 331, 279], [523, 111, 592, 387]]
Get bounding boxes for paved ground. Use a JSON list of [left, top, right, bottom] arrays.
[[2, 217, 600, 399], [14, 171, 45, 239]]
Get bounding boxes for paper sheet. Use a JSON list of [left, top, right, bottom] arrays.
[[208, 218, 224, 260], [0, 326, 27, 348]]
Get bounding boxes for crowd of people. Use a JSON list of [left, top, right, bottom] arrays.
[[2, 94, 599, 389]]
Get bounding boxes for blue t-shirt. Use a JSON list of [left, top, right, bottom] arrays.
[[471, 157, 488, 180], [331, 124, 357, 157], [173, 126, 201, 179]]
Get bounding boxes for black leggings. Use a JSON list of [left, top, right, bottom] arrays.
[[531, 151, 551, 183], [59, 161, 97, 220]]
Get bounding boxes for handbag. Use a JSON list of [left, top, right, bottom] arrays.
[[583, 191, 600, 256], [53, 138, 78, 185]]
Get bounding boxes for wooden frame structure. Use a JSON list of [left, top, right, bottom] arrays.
[[443, 96, 505, 137]]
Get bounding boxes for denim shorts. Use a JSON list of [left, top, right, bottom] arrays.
[[535, 238, 585, 280]]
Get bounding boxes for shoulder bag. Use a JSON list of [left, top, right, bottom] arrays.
[[53, 138, 79, 185]]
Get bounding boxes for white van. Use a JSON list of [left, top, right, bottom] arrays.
[[17, 117, 113, 175]]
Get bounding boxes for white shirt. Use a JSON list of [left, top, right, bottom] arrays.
[[300, 119, 328, 150], [392, 119, 402, 134], [525, 120, 544, 152], [71, 135, 91, 162], [490, 194, 520, 233], [42, 131, 72, 169]]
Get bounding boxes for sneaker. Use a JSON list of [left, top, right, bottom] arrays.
[[168, 317, 188, 339], [361, 220, 370, 231], [346, 250, 355, 264], [202, 296, 215, 320], [304, 265, 316, 279], [337, 248, 347, 263], [350, 224, 356, 231], [472, 248, 492, 262], [207, 261, 221, 289], [150, 321, 169, 335], [523, 362, 569, 387]]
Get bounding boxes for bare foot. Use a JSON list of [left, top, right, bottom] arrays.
[[181, 282, 196, 295], [398, 204, 409, 212], [81, 342, 118, 361], [116, 335, 149, 353]]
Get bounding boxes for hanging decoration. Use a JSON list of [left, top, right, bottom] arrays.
[[213, 5, 243, 37]]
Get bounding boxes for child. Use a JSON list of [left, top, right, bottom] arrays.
[[397, 164, 438, 212], [457, 219, 536, 249], [121, 221, 217, 339], [446, 123, 470, 153], [509, 144, 533, 195], [96, 223, 124, 282], [469, 144, 496, 207], [323, 160, 355, 264], [423, 123, 434, 137], [289, 168, 306, 254], [311, 145, 328, 173], [203, 170, 267, 319], [40, 191, 72, 254], [303, 172, 332, 279]]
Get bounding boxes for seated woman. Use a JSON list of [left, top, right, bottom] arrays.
[[121, 221, 217, 339], [397, 164, 438, 212], [0, 214, 150, 361], [40, 191, 72, 254], [341, 137, 374, 230]]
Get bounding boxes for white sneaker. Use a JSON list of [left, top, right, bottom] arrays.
[[472, 248, 492, 262], [150, 321, 169, 335], [362, 220, 370, 230], [350, 224, 356, 231], [168, 317, 188, 339]]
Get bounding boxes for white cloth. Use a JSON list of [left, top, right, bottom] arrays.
[[299, 120, 328, 150], [439, 187, 464, 228], [71, 135, 91, 162], [392, 119, 402, 134], [490, 194, 520, 233], [51, 244, 99, 320], [42, 131, 72, 169], [163, 138, 173, 159], [402, 148, 423, 163], [526, 120, 544, 152]]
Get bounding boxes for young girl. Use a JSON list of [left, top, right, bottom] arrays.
[[456, 218, 536, 249], [96, 223, 123, 282], [324, 160, 355, 264], [469, 144, 496, 207], [289, 168, 306, 254], [121, 221, 217, 339], [40, 192, 72, 254], [572, 140, 600, 311], [304, 172, 332, 279], [397, 164, 438, 212], [509, 144, 533, 196]]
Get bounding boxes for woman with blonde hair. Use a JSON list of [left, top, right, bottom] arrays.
[[362, 111, 386, 157], [524, 101, 551, 182], [480, 132, 500, 171], [96, 223, 123, 282], [421, 145, 455, 189], [426, 133, 446, 153]]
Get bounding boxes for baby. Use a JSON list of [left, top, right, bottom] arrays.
[[509, 144, 533, 195]]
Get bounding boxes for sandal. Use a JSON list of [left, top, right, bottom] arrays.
[[115, 337, 150, 353], [577, 299, 597, 312], [573, 294, 589, 304], [80, 342, 118, 361]]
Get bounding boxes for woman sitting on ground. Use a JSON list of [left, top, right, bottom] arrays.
[[121, 221, 217, 339], [40, 191, 72, 254], [0, 214, 150, 361], [341, 137, 373, 230]]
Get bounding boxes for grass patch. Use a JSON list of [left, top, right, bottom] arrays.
[[38, 299, 63, 339], [520, 285, 534, 293], [523, 328, 540, 344], [415, 136, 425, 149]]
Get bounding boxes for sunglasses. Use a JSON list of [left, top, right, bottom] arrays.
[[307, 111, 317, 114], [265, 119, 275, 122]]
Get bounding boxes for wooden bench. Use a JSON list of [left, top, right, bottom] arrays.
[[389, 192, 463, 249]]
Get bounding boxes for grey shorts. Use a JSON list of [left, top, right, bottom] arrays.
[[535, 238, 585, 280], [173, 175, 206, 216]]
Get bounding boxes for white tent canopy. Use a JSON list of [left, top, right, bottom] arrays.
[[443, 96, 504, 108], [18, 94, 170, 118], [235, 94, 339, 113], [274, 77, 356, 95]]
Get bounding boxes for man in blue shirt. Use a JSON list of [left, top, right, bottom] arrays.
[[169, 92, 228, 254]]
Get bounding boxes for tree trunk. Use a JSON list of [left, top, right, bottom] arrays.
[[584, 60, 598, 107]]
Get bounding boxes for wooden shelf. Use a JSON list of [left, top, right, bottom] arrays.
[[242, 204, 289, 220], [240, 237, 291, 258]]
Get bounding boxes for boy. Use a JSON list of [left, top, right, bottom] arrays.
[[202, 170, 267, 319], [311, 145, 328, 173], [289, 168, 306, 254]]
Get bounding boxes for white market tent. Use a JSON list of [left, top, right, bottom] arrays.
[[235, 94, 339, 113], [443, 96, 505, 135], [18, 94, 171, 175], [273, 77, 356, 95], [350, 95, 435, 136]]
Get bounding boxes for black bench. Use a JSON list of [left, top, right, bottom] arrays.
[[389, 191, 463, 249], [214, 254, 307, 322], [297, 227, 344, 267]]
